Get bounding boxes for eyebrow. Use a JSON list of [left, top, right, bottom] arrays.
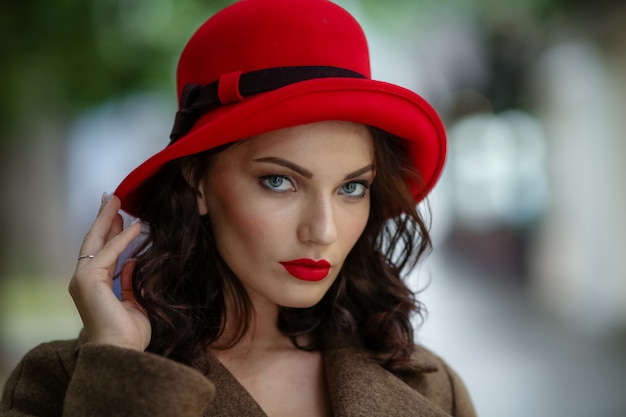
[[252, 157, 375, 180]]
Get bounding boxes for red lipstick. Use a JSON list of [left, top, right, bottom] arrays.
[[279, 258, 331, 281]]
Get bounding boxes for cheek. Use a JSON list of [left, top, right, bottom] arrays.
[[208, 190, 290, 259], [338, 204, 371, 247], [219, 193, 289, 233]]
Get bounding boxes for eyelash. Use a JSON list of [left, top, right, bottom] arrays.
[[340, 180, 370, 199], [259, 175, 370, 199], [259, 175, 295, 193]]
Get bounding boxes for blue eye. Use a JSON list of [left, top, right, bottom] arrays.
[[260, 175, 295, 192], [340, 181, 368, 198]]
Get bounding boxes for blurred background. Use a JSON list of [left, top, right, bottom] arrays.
[[1, 0, 625, 415]]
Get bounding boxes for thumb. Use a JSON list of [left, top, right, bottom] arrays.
[[119, 259, 138, 304]]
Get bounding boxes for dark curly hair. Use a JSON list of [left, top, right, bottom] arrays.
[[130, 126, 432, 373]]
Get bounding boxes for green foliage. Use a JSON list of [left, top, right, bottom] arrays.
[[0, 0, 234, 140]]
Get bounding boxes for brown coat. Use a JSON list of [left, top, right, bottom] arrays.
[[1, 333, 476, 417]]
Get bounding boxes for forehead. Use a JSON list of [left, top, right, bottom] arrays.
[[220, 121, 374, 164]]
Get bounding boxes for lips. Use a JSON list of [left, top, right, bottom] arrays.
[[279, 258, 331, 281]]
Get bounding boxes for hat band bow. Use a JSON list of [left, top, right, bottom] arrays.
[[169, 65, 366, 143]]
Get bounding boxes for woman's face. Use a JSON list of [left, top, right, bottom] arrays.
[[196, 121, 374, 310]]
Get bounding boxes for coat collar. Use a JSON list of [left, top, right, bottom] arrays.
[[203, 341, 450, 417], [323, 344, 451, 417], [203, 352, 267, 416]]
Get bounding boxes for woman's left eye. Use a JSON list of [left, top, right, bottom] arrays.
[[339, 181, 369, 198]]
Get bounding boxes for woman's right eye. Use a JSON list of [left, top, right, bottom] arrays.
[[259, 175, 295, 192]]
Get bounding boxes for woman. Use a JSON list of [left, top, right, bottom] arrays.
[[0, 0, 476, 416]]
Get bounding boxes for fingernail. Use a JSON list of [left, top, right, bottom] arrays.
[[129, 217, 147, 235], [101, 192, 114, 207]]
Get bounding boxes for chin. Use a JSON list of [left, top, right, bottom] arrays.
[[277, 295, 326, 310]]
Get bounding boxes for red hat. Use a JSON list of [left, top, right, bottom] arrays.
[[115, 0, 446, 216]]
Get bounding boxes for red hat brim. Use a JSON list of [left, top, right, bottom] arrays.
[[115, 76, 446, 216]]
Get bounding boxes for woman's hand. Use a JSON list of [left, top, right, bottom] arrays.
[[69, 193, 150, 351]]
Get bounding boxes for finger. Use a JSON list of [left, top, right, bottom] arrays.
[[100, 213, 126, 276], [83, 221, 142, 271], [97, 191, 111, 215], [75, 221, 141, 280], [79, 195, 123, 257], [107, 213, 124, 243]]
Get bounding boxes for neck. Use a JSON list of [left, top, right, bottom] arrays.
[[214, 291, 294, 356]]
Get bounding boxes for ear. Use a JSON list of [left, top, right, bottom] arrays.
[[195, 177, 209, 216], [182, 164, 209, 216]]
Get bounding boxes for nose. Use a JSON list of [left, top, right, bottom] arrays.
[[297, 195, 338, 246]]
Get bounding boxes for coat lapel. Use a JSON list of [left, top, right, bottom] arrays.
[[201, 342, 451, 417], [203, 353, 268, 417], [323, 345, 452, 417]]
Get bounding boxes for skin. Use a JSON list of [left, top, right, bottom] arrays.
[[197, 120, 374, 313], [69, 194, 147, 350], [69, 120, 375, 416], [201, 120, 375, 416]]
